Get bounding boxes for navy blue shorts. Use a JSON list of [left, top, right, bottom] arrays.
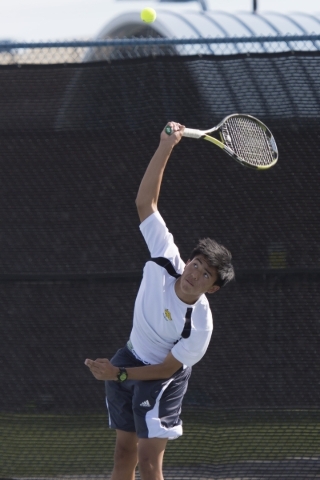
[[105, 345, 191, 439]]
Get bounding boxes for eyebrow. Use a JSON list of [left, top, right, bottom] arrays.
[[196, 257, 213, 277]]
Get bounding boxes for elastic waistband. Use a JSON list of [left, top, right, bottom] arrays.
[[126, 340, 151, 365]]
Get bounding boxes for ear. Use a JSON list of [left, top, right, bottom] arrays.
[[206, 285, 220, 294]]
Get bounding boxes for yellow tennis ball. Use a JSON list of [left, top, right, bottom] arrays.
[[140, 7, 157, 23]]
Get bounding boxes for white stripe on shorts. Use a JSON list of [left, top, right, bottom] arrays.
[[105, 397, 112, 428], [145, 378, 183, 440]]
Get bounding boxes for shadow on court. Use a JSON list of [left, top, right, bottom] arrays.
[[10, 458, 320, 480], [163, 459, 320, 479]]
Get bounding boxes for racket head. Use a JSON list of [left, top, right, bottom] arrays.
[[211, 114, 278, 170]]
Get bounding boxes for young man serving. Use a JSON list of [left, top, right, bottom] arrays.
[[85, 122, 235, 480]]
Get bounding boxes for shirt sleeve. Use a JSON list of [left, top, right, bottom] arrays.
[[139, 210, 185, 274], [171, 327, 213, 367]]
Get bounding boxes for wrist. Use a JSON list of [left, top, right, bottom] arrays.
[[112, 365, 119, 381]]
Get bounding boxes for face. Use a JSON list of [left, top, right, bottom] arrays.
[[175, 254, 220, 304]]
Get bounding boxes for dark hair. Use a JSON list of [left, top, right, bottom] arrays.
[[190, 238, 235, 288]]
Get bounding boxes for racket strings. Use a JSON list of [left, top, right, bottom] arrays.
[[222, 117, 275, 167]]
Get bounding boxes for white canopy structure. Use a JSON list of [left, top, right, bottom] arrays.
[[98, 9, 320, 42], [81, 4, 320, 60]]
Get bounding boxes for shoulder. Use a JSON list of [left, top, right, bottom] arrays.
[[140, 211, 185, 273]]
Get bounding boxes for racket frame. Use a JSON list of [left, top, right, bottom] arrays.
[[181, 114, 278, 170]]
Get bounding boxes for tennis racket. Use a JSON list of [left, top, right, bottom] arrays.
[[165, 114, 278, 170]]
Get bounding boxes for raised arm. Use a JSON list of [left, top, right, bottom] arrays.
[[135, 122, 185, 223]]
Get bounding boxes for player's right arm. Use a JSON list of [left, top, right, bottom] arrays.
[[135, 122, 184, 223]]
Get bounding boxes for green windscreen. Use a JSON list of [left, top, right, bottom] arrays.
[[1, 52, 320, 479]]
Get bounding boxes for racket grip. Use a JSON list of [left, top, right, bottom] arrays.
[[182, 128, 203, 139]]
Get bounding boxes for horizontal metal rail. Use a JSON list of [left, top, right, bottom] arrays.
[[0, 34, 320, 50]]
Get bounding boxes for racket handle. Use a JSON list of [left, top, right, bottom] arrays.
[[183, 128, 203, 139]]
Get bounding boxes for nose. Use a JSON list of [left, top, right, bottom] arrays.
[[191, 271, 198, 280]]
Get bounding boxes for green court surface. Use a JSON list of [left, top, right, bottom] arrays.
[[1, 408, 320, 477]]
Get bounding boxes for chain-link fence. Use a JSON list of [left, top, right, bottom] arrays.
[[1, 35, 320, 480], [0, 34, 320, 64]]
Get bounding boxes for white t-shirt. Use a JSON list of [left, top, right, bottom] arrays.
[[129, 211, 213, 367]]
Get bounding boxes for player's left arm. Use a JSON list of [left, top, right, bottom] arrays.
[[84, 351, 183, 381]]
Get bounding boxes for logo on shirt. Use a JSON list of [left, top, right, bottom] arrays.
[[163, 309, 172, 321]]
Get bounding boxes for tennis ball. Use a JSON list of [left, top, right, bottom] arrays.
[[140, 7, 157, 23]]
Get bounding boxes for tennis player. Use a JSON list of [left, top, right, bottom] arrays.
[[85, 122, 234, 480]]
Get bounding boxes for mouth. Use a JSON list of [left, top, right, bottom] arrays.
[[185, 278, 194, 287]]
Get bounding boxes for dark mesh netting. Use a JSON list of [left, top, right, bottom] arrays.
[[1, 51, 320, 479]]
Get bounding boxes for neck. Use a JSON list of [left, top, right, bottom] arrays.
[[174, 278, 199, 305]]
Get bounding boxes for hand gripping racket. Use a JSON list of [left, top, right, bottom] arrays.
[[165, 114, 278, 170]]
